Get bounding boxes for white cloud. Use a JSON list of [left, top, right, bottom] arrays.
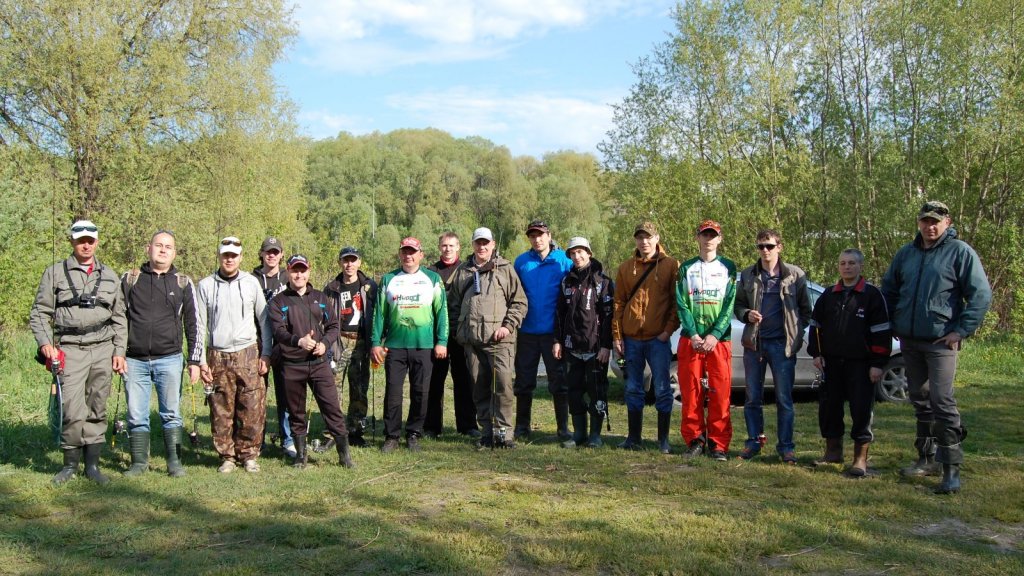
[[385, 87, 616, 157], [297, 109, 375, 139]]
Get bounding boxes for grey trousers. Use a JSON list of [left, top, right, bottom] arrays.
[[60, 340, 115, 447], [902, 338, 964, 464], [465, 342, 515, 437]]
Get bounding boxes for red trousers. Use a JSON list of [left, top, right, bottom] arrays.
[[677, 340, 732, 451]]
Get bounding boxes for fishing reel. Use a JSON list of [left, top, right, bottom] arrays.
[[189, 430, 200, 446], [113, 419, 127, 435]]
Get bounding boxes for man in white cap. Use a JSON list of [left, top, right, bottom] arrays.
[[448, 227, 528, 448], [30, 219, 127, 485], [196, 237, 273, 473]]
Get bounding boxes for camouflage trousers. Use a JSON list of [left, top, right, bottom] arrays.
[[207, 345, 266, 463]]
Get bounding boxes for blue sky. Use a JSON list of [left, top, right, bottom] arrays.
[[275, 1, 678, 159]]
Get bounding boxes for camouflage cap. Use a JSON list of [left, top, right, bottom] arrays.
[[918, 200, 950, 220], [633, 221, 658, 237]]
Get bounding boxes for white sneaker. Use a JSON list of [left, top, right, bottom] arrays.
[[218, 460, 236, 474], [284, 443, 297, 458], [243, 459, 260, 473]]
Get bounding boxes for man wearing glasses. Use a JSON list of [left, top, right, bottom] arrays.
[[31, 219, 127, 485], [734, 229, 811, 464], [882, 200, 991, 493], [196, 237, 273, 473]]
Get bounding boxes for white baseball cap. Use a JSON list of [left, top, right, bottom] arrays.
[[472, 227, 494, 242], [69, 220, 98, 241]]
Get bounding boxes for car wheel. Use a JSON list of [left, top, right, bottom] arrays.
[[876, 356, 908, 402]]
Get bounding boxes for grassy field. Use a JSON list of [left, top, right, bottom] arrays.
[[1, 332, 1022, 575]]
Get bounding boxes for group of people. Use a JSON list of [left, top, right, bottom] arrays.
[[30, 199, 991, 494]]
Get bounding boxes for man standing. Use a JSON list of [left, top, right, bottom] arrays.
[[882, 200, 991, 493], [30, 219, 127, 485], [808, 249, 892, 476], [268, 255, 354, 469], [426, 232, 479, 438], [734, 229, 811, 464], [196, 237, 273, 473], [553, 237, 614, 448], [252, 236, 294, 458], [371, 237, 448, 453], [322, 246, 377, 448], [449, 227, 528, 449], [676, 220, 737, 461], [612, 221, 680, 452], [121, 230, 202, 478], [513, 220, 573, 440]]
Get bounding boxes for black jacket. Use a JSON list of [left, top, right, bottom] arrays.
[[269, 286, 340, 363], [122, 263, 202, 363], [252, 266, 287, 303], [807, 277, 892, 369], [323, 270, 377, 339], [555, 258, 614, 354]]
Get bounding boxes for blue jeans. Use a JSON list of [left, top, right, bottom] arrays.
[[624, 337, 673, 413], [126, 354, 184, 432], [742, 339, 796, 453]]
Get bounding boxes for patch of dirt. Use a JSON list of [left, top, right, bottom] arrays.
[[912, 518, 1024, 553]]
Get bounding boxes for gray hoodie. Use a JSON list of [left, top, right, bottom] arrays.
[[196, 270, 272, 359]]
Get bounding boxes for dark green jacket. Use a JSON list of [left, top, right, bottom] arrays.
[[881, 228, 991, 341]]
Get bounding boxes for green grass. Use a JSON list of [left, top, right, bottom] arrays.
[[1, 332, 1022, 575]]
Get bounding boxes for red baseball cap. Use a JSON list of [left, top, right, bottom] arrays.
[[696, 219, 722, 235], [399, 237, 422, 252]]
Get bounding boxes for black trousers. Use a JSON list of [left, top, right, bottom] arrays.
[[818, 356, 875, 444], [281, 361, 348, 439], [424, 340, 477, 434], [564, 354, 609, 416], [383, 348, 433, 439]]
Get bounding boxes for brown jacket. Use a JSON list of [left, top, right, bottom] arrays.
[[612, 245, 680, 341]]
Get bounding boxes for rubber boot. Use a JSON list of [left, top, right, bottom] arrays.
[[123, 431, 150, 477], [293, 435, 308, 469], [657, 411, 671, 454], [815, 437, 843, 465], [618, 410, 643, 450], [52, 447, 81, 486], [847, 442, 869, 477], [554, 393, 571, 441], [935, 464, 961, 494], [164, 427, 186, 478], [587, 411, 604, 448], [562, 413, 587, 448], [900, 436, 940, 477], [83, 443, 110, 486], [335, 434, 355, 468], [514, 394, 533, 439]]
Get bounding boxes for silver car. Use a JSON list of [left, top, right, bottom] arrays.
[[610, 281, 908, 403]]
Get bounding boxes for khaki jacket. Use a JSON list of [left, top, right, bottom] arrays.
[[612, 246, 680, 341], [30, 256, 127, 353], [449, 254, 528, 347]]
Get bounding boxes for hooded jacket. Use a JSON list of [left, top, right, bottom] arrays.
[[449, 254, 528, 347], [881, 227, 991, 341], [122, 262, 202, 363], [734, 258, 811, 357], [555, 258, 614, 354], [611, 245, 680, 341], [196, 270, 272, 357]]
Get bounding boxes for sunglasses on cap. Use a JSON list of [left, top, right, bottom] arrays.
[[220, 239, 242, 246], [71, 225, 98, 233], [922, 203, 949, 216], [756, 243, 778, 251]]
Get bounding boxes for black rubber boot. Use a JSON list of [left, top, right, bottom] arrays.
[[164, 427, 186, 478], [562, 413, 587, 448], [335, 435, 355, 468], [514, 394, 533, 439], [123, 431, 149, 477], [657, 411, 671, 454], [901, 436, 940, 477], [588, 411, 604, 448], [553, 393, 571, 441], [52, 447, 81, 486], [935, 464, 961, 494], [293, 435, 308, 469], [83, 443, 110, 486], [618, 410, 643, 450]]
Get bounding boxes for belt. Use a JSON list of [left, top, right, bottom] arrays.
[[339, 332, 359, 339], [281, 356, 328, 366]]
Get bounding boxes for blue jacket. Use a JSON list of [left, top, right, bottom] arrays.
[[514, 245, 573, 335], [881, 228, 991, 341]]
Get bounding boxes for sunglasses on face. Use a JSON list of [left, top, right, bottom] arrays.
[[221, 239, 242, 247], [756, 243, 777, 251], [71, 225, 98, 233]]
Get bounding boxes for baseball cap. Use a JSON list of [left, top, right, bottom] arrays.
[[260, 237, 282, 252], [69, 219, 99, 241], [287, 254, 310, 270], [566, 236, 592, 254], [696, 219, 722, 235], [526, 220, 549, 235], [338, 246, 360, 260], [219, 236, 242, 255], [400, 237, 422, 252], [634, 221, 658, 237], [918, 200, 950, 221], [472, 227, 494, 242]]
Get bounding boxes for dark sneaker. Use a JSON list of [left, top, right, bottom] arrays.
[[406, 435, 422, 453], [475, 436, 493, 450], [710, 450, 728, 462], [380, 438, 400, 454], [513, 426, 531, 441], [312, 438, 335, 453], [780, 451, 797, 465], [738, 442, 761, 461], [422, 430, 440, 440], [348, 435, 367, 448], [462, 429, 482, 439], [618, 437, 643, 451], [684, 440, 705, 459]]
